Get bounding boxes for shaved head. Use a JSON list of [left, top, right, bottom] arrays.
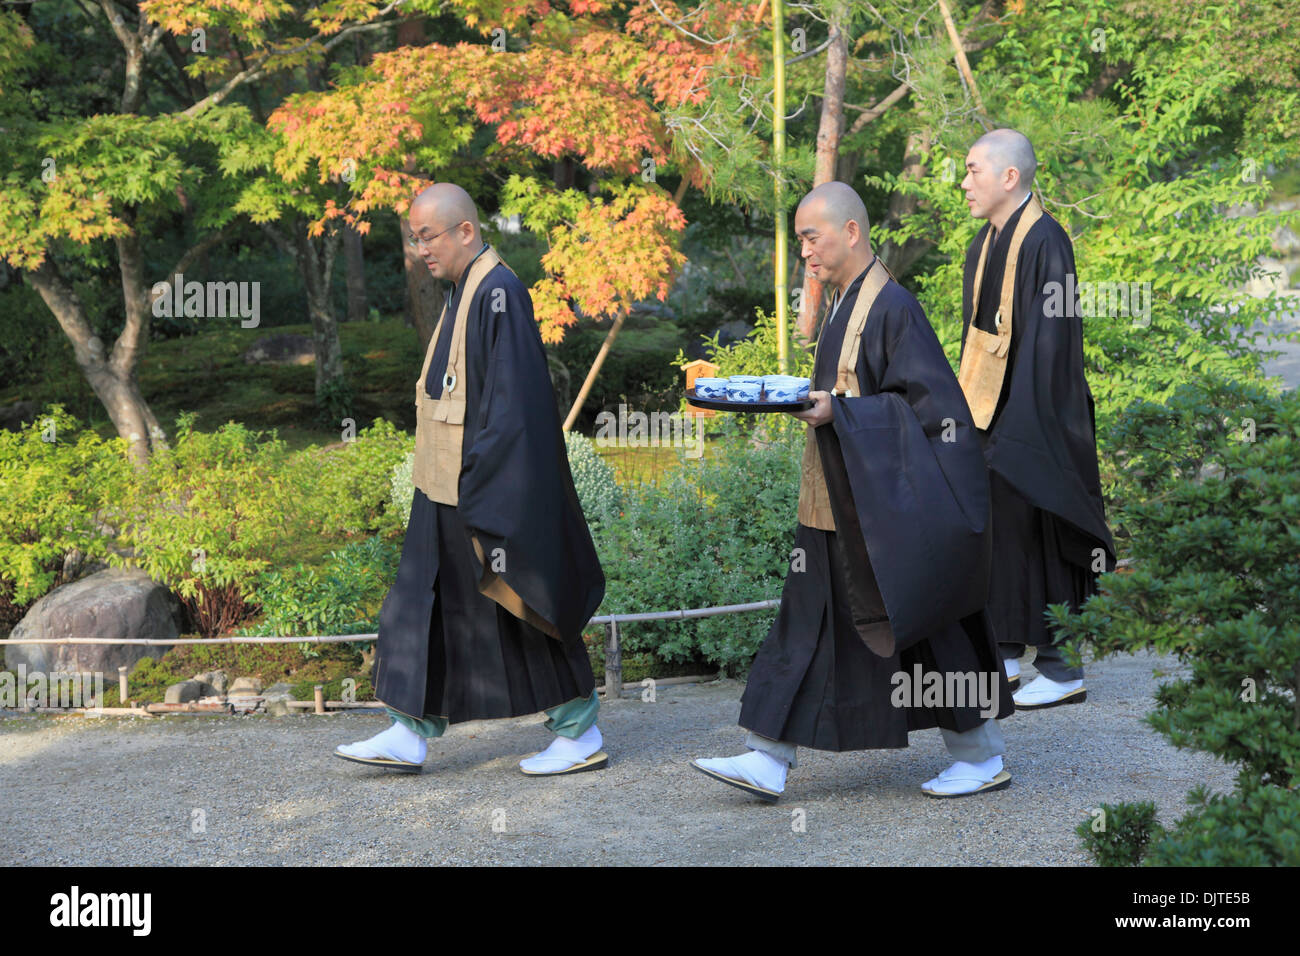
[[409, 182, 480, 238], [798, 180, 870, 237], [407, 182, 483, 282], [794, 181, 875, 294], [962, 128, 1037, 229], [971, 128, 1036, 191]]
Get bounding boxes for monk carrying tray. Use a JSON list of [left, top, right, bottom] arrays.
[[686, 388, 814, 413]]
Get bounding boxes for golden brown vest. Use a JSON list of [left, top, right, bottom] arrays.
[[796, 260, 893, 531], [956, 194, 1043, 430]]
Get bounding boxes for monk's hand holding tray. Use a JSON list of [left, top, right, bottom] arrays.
[[788, 390, 832, 426]]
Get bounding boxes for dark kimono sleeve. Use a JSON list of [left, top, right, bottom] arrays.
[[454, 279, 605, 644], [820, 292, 993, 656], [983, 227, 1116, 565]]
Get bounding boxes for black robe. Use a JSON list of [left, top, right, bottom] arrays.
[[960, 200, 1116, 648], [739, 261, 1013, 750], [372, 250, 605, 722]]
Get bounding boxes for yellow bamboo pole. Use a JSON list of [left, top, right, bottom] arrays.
[[937, 0, 985, 112], [772, 0, 788, 373]]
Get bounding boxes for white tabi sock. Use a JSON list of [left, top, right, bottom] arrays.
[[1004, 658, 1020, 680], [922, 754, 1003, 792], [519, 724, 602, 772], [340, 721, 426, 763], [1014, 674, 1083, 705], [697, 749, 788, 793]]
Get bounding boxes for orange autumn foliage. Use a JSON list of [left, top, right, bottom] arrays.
[[269, 2, 761, 343]]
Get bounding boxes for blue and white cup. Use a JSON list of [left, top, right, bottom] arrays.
[[761, 375, 811, 401], [764, 380, 806, 403], [726, 381, 763, 402], [693, 377, 729, 399]]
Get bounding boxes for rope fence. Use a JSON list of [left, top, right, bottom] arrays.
[[3, 561, 1137, 711], [0, 598, 784, 709]]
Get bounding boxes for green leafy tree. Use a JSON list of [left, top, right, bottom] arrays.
[[859, 0, 1299, 437]]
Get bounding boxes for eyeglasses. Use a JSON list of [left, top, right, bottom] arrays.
[[407, 222, 464, 250]]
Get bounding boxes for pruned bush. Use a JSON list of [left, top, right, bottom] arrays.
[[593, 430, 801, 674], [242, 536, 399, 638], [1076, 801, 1160, 867], [565, 430, 622, 523]]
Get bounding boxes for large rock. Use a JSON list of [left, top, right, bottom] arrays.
[[164, 680, 204, 704], [242, 334, 314, 366], [192, 670, 228, 694], [228, 676, 263, 695], [4, 567, 179, 677]]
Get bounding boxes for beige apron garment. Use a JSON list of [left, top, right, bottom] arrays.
[[957, 194, 1043, 430], [412, 246, 503, 505], [796, 259, 894, 531], [409, 247, 560, 638]]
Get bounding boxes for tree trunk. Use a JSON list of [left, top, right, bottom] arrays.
[[290, 228, 346, 401], [25, 258, 163, 465], [798, 7, 849, 340], [343, 222, 368, 322], [878, 129, 934, 278]]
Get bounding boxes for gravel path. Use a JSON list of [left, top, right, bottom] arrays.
[[0, 650, 1233, 866]]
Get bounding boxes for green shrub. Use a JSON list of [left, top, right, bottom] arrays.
[[594, 429, 802, 674], [1098, 374, 1279, 537], [1145, 784, 1300, 866], [1075, 801, 1161, 867], [297, 417, 413, 539], [1056, 378, 1300, 865], [241, 536, 399, 638], [111, 413, 296, 637], [0, 406, 129, 610], [565, 431, 622, 523]]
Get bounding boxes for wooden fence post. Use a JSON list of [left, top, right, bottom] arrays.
[[603, 620, 622, 700]]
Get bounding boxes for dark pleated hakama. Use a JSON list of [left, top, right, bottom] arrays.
[[384, 489, 595, 724], [985, 469, 1100, 650]]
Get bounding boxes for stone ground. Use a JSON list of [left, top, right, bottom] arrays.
[[0, 650, 1234, 866]]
